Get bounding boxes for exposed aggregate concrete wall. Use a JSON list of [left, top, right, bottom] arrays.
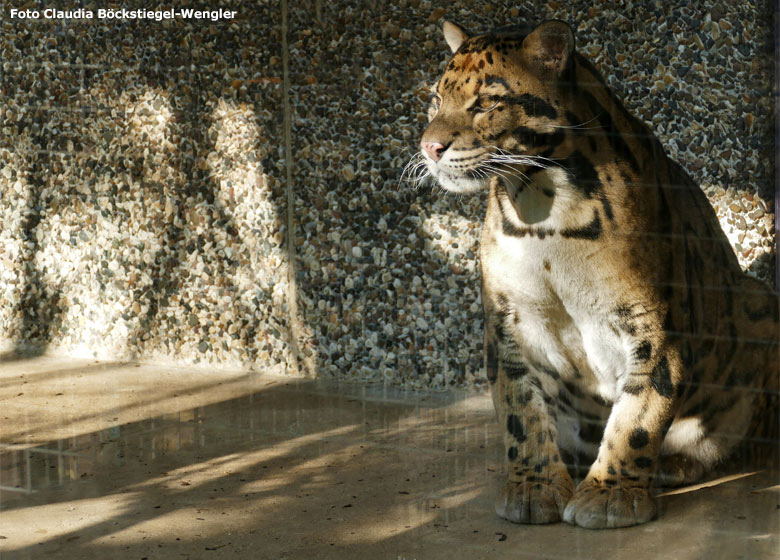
[[0, 1, 775, 388]]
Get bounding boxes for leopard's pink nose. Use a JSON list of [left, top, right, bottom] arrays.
[[422, 141, 448, 162]]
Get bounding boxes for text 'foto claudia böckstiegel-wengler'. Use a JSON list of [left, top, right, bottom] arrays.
[[8, 8, 238, 21]]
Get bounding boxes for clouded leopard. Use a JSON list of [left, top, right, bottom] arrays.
[[411, 20, 779, 528]]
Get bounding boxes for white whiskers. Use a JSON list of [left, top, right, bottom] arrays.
[[479, 147, 569, 185], [551, 113, 604, 131], [400, 151, 432, 190], [400, 144, 570, 194], [486, 147, 562, 170]]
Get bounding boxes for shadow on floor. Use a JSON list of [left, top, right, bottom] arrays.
[[0, 361, 778, 560]]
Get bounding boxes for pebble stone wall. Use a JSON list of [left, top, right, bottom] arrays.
[[0, 1, 776, 388]]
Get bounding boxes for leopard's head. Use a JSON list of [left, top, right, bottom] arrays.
[[413, 20, 577, 194]]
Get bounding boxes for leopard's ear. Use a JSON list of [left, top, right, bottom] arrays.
[[442, 20, 470, 53], [521, 20, 575, 78]]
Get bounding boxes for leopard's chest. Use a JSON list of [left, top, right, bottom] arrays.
[[480, 193, 631, 402]]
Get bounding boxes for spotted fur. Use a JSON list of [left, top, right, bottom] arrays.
[[412, 20, 779, 529]]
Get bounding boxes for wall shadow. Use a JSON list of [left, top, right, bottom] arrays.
[[1, 375, 777, 558], [1, 4, 306, 373], [0, 378, 497, 554]]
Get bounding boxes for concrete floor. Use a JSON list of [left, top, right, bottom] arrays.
[[0, 357, 778, 559]]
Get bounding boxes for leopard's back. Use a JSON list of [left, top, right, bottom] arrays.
[[654, 158, 779, 469]]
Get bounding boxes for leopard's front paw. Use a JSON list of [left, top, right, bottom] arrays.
[[495, 470, 574, 524], [562, 478, 656, 529]]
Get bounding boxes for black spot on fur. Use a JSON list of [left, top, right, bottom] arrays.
[[623, 380, 645, 395], [533, 456, 550, 472], [485, 340, 498, 384], [579, 421, 604, 444], [505, 362, 529, 380], [662, 308, 674, 331], [650, 356, 674, 398], [508, 446, 518, 461], [628, 427, 649, 449], [680, 340, 694, 369], [500, 216, 556, 239], [607, 465, 617, 476], [562, 380, 583, 398], [524, 475, 548, 483], [484, 76, 509, 88], [614, 305, 631, 319], [517, 389, 533, 404], [620, 468, 640, 481], [507, 414, 527, 443], [634, 456, 653, 469], [512, 126, 565, 149], [492, 300, 509, 340], [500, 93, 558, 119], [560, 211, 602, 240], [565, 110, 583, 128], [743, 300, 775, 321], [598, 192, 615, 222], [559, 150, 602, 198], [683, 396, 712, 418], [580, 90, 640, 173], [614, 304, 638, 335], [635, 341, 652, 362]]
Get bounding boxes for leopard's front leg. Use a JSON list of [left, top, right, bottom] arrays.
[[563, 348, 681, 529], [486, 328, 574, 524]]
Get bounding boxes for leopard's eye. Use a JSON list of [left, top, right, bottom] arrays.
[[471, 96, 500, 113]]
